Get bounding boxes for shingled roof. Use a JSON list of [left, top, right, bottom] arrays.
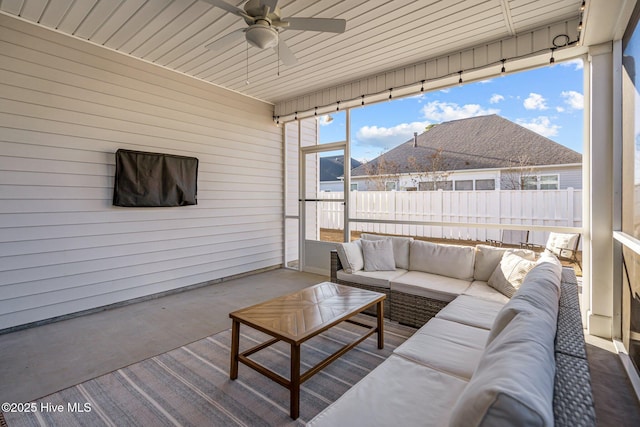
[[351, 115, 581, 177], [320, 155, 362, 181]]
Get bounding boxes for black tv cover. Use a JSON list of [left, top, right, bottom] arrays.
[[113, 149, 198, 207]]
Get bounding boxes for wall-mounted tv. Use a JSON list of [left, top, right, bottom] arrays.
[[113, 149, 198, 207]]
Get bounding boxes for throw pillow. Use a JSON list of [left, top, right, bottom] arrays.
[[361, 238, 396, 271], [473, 245, 536, 282], [488, 252, 537, 298], [361, 233, 412, 269], [336, 240, 364, 274]]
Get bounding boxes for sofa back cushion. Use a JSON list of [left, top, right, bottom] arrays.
[[449, 311, 557, 427], [409, 240, 475, 281], [473, 244, 536, 282], [486, 253, 562, 345], [362, 238, 396, 271], [361, 233, 412, 269], [336, 240, 364, 273]]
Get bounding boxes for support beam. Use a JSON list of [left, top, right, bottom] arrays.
[[587, 42, 615, 339]]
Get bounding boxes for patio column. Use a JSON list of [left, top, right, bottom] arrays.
[[587, 42, 615, 339]]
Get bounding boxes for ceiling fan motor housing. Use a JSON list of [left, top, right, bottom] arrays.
[[244, 0, 281, 20]]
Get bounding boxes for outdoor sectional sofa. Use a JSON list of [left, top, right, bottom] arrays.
[[310, 234, 596, 426]]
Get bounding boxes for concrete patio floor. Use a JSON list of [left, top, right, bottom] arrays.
[[0, 268, 326, 404], [1, 268, 638, 425]]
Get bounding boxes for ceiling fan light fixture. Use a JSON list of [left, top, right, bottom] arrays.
[[245, 24, 278, 49]]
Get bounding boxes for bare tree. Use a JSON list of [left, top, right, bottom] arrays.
[[501, 155, 537, 190], [407, 148, 453, 190], [361, 155, 402, 190]]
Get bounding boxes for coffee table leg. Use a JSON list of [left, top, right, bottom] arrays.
[[230, 319, 240, 380], [290, 343, 301, 419], [377, 300, 384, 349]]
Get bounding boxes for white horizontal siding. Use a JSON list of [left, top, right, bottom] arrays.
[[557, 168, 582, 189], [0, 14, 282, 330]]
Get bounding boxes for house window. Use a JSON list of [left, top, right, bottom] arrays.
[[385, 181, 397, 191], [522, 175, 559, 190], [350, 183, 358, 191], [540, 175, 559, 190], [455, 180, 473, 191], [435, 181, 453, 191], [418, 182, 435, 191], [418, 181, 452, 191], [475, 179, 495, 190], [522, 176, 538, 190]]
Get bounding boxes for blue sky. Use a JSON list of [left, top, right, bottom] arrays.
[[319, 59, 585, 162]]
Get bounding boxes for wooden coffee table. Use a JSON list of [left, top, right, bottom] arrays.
[[229, 281, 386, 419]]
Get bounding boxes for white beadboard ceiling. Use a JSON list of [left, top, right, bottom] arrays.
[[1, 0, 589, 105]]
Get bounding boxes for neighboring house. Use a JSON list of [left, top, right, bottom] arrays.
[[319, 155, 362, 191], [350, 115, 582, 191]]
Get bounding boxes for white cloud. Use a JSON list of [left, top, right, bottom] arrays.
[[490, 94, 505, 104], [356, 121, 431, 149], [556, 106, 565, 113], [523, 93, 548, 110], [516, 116, 560, 137], [560, 58, 584, 70], [561, 90, 584, 110], [421, 101, 499, 122]]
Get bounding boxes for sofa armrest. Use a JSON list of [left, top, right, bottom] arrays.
[[330, 250, 343, 281]]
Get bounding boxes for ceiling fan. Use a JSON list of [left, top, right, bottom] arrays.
[[203, 0, 347, 66]]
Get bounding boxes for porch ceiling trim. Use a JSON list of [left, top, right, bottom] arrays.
[[274, 18, 587, 121]]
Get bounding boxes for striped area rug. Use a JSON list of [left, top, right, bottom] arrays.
[[3, 315, 415, 426]]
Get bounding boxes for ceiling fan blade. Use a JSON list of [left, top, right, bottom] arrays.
[[275, 40, 297, 66], [205, 28, 246, 51], [201, 0, 255, 22], [277, 17, 346, 33]]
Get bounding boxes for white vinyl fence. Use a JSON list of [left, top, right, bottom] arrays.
[[319, 189, 582, 247]]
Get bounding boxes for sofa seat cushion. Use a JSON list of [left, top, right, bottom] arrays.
[[394, 318, 489, 379], [409, 240, 476, 281], [307, 354, 468, 427], [435, 295, 505, 329], [390, 271, 472, 302], [361, 233, 413, 269], [463, 281, 510, 304], [336, 269, 408, 289]]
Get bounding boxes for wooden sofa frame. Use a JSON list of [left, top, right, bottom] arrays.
[[330, 249, 596, 426]]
